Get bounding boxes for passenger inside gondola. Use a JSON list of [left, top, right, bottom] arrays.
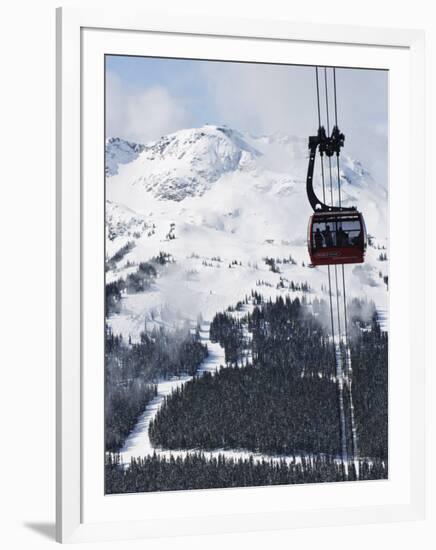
[[314, 227, 323, 249], [352, 230, 364, 247], [312, 218, 362, 250], [322, 224, 334, 247], [336, 227, 349, 246]]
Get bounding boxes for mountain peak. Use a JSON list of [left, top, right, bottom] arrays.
[[107, 125, 261, 201]]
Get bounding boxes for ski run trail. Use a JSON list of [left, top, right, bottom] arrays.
[[119, 319, 371, 472], [119, 323, 225, 464]]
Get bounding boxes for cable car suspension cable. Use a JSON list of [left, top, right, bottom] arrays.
[[316, 66, 351, 474], [332, 68, 349, 342], [324, 68, 335, 208], [315, 68, 336, 345], [311, 66, 362, 474], [332, 69, 358, 470], [333, 68, 343, 208], [316, 68, 327, 204], [324, 68, 342, 340]]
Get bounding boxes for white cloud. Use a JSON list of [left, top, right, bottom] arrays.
[[106, 72, 190, 144], [201, 62, 316, 138]]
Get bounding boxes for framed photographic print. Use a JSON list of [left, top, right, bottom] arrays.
[[56, 7, 425, 543]]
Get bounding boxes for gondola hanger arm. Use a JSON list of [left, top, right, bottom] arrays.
[[306, 126, 355, 213]]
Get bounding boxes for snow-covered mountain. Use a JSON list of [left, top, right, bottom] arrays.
[[105, 124, 388, 341], [106, 125, 260, 201]]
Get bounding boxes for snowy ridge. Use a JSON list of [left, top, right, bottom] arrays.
[[106, 137, 145, 177], [108, 125, 261, 201]]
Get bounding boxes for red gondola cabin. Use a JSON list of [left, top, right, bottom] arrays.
[[307, 211, 367, 266]]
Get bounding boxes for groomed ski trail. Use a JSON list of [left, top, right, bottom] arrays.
[[119, 324, 224, 464]]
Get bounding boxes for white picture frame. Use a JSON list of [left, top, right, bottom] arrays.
[[56, 6, 425, 543]]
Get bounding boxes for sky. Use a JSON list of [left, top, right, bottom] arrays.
[[106, 55, 388, 186]]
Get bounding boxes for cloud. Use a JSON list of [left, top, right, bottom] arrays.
[[106, 72, 190, 144], [201, 62, 315, 138]]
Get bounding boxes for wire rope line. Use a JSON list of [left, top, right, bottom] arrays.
[[315, 66, 355, 473], [326, 265, 336, 346], [315, 67, 322, 127], [324, 68, 342, 339], [335, 156, 343, 208], [341, 264, 349, 341], [331, 67, 358, 469], [316, 68, 335, 343], [332, 69, 349, 342], [330, 67, 349, 343], [333, 68, 343, 208], [334, 265, 342, 338], [324, 68, 335, 207], [315, 68, 327, 204], [333, 67, 339, 126]]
